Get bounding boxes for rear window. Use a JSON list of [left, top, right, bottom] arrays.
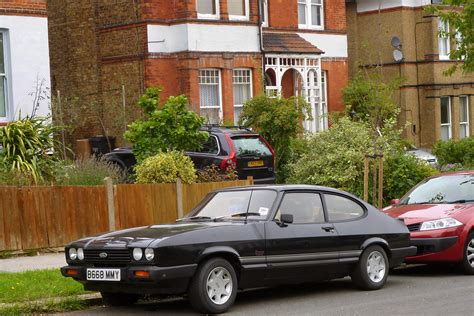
[[232, 136, 272, 157]]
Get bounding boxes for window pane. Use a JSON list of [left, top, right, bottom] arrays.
[[440, 97, 450, 124], [298, 3, 306, 24], [311, 5, 321, 26], [460, 124, 468, 139], [200, 108, 220, 124], [231, 136, 272, 157], [247, 190, 277, 217], [277, 193, 325, 224], [228, 0, 245, 16], [234, 106, 243, 125], [325, 194, 365, 222], [0, 33, 4, 74], [460, 96, 468, 122], [197, 0, 216, 15], [196, 191, 251, 218], [441, 125, 450, 140], [196, 136, 219, 154], [0, 76, 6, 117]]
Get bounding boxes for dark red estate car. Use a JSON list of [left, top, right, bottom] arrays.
[[383, 171, 474, 274]]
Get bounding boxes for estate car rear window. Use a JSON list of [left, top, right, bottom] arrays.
[[193, 190, 277, 219], [194, 136, 219, 155], [232, 136, 272, 157]]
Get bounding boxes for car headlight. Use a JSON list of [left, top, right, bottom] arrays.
[[133, 248, 143, 261], [144, 248, 155, 261], [77, 248, 84, 261], [420, 217, 463, 231], [69, 248, 77, 260]]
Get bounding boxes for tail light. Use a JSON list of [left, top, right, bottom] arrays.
[[259, 136, 275, 167], [220, 133, 237, 170]]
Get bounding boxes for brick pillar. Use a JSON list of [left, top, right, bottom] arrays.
[[220, 0, 229, 20], [222, 69, 234, 125], [179, 56, 200, 114], [252, 65, 263, 96]]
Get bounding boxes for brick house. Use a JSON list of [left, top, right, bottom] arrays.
[[0, 0, 51, 124], [47, 0, 348, 145], [346, 0, 474, 148]]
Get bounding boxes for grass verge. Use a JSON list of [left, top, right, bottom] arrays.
[[0, 269, 88, 304], [0, 297, 88, 316]]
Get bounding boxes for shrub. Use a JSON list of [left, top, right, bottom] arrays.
[[124, 88, 208, 162], [432, 137, 474, 168], [196, 165, 238, 183], [55, 157, 126, 186], [135, 151, 197, 184], [383, 154, 438, 204]]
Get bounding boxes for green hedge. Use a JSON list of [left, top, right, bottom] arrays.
[[432, 137, 474, 168]]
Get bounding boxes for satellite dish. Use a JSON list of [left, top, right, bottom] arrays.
[[393, 49, 404, 63], [391, 36, 401, 48]]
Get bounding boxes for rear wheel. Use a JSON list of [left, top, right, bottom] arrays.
[[188, 257, 238, 314], [461, 232, 474, 275], [351, 245, 389, 290], [100, 292, 140, 306]]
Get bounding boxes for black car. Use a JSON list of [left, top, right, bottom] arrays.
[[61, 185, 416, 314], [105, 126, 275, 184]]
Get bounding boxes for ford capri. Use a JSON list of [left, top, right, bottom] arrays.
[[61, 185, 416, 314]]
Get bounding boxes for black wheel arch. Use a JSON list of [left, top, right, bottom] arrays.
[[196, 247, 242, 280], [360, 237, 392, 259]]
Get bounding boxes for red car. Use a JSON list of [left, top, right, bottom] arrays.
[[383, 171, 474, 274]]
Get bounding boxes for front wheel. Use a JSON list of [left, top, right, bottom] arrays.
[[188, 257, 238, 314], [100, 292, 140, 306], [461, 232, 474, 275], [351, 245, 389, 290]]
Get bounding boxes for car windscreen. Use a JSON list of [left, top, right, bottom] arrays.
[[400, 174, 474, 205], [190, 190, 277, 220], [231, 136, 272, 157]]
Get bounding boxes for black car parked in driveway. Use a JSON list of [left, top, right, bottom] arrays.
[[61, 185, 416, 314], [105, 126, 275, 184]]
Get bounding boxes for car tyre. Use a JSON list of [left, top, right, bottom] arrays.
[[351, 245, 389, 290], [461, 232, 474, 275], [101, 292, 140, 306], [188, 257, 238, 314]]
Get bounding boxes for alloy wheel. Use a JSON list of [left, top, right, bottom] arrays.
[[366, 251, 386, 283], [467, 237, 474, 268], [206, 266, 233, 305]]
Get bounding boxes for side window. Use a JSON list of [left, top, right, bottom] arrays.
[[196, 136, 219, 154], [276, 192, 324, 224], [324, 194, 365, 222]]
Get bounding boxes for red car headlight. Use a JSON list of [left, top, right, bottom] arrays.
[[420, 217, 463, 231]]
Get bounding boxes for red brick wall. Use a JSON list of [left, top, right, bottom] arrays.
[[322, 59, 348, 113], [325, 0, 346, 32], [269, 0, 298, 29], [0, 0, 47, 16]]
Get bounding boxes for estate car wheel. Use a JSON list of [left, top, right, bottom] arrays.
[[461, 232, 474, 275], [351, 245, 389, 290], [100, 292, 140, 306], [188, 257, 238, 314]]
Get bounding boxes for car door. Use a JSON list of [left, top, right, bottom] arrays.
[[322, 192, 368, 263], [264, 191, 341, 281]]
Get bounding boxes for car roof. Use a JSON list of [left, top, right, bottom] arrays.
[[214, 184, 357, 196], [202, 126, 258, 136], [430, 170, 474, 177]]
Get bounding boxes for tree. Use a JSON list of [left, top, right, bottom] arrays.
[[239, 95, 311, 182], [428, 1, 474, 74], [124, 88, 208, 162]]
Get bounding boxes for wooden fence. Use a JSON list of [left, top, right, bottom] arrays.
[[0, 179, 252, 251]]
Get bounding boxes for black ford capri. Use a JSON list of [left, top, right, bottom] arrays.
[[62, 185, 416, 314]]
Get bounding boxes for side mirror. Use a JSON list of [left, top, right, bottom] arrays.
[[390, 199, 400, 205], [280, 214, 294, 224]]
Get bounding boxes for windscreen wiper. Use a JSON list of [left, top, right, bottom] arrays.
[[446, 199, 474, 204], [176, 216, 212, 222]]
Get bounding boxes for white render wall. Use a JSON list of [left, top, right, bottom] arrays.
[[0, 15, 51, 121], [356, 0, 432, 13], [147, 24, 348, 58]]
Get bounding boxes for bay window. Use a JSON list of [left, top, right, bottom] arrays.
[[438, 19, 450, 60], [459, 96, 470, 139], [233, 69, 252, 124], [197, 0, 219, 19], [298, 0, 324, 29], [199, 69, 222, 124], [440, 96, 452, 140], [0, 31, 9, 121], [228, 0, 249, 20]]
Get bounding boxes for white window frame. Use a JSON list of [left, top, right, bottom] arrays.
[[232, 68, 253, 124], [196, 0, 220, 20], [261, 0, 269, 27], [199, 69, 223, 123], [440, 96, 452, 140], [0, 29, 11, 122], [228, 0, 250, 21], [438, 19, 451, 60], [459, 96, 470, 139], [321, 70, 328, 130], [298, 0, 324, 30]]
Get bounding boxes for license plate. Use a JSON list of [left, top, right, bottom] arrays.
[[248, 160, 264, 167], [86, 268, 121, 282]]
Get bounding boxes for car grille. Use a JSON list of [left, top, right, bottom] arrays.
[[84, 249, 131, 265], [407, 223, 421, 232]]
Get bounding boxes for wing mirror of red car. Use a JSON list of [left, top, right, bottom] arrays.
[[390, 199, 400, 205]]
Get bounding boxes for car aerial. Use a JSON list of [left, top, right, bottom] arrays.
[[61, 185, 415, 314], [105, 126, 276, 184], [383, 171, 474, 274]]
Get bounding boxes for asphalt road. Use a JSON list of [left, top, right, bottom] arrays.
[[62, 265, 473, 316]]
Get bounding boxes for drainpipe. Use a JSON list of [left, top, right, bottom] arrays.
[[258, 0, 266, 92]]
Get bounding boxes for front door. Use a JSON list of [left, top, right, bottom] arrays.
[[264, 191, 340, 281]]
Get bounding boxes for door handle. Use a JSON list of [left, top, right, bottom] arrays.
[[321, 226, 335, 233]]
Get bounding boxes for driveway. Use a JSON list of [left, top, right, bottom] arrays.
[[61, 264, 473, 315]]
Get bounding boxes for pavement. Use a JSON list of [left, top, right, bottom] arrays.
[[0, 252, 66, 273]]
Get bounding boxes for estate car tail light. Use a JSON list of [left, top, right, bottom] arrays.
[[220, 133, 237, 170]]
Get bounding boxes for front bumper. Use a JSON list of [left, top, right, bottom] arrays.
[[61, 264, 197, 295], [389, 246, 417, 267]]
